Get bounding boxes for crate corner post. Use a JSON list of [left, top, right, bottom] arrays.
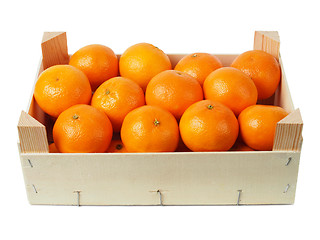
[[17, 110, 49, 153], [254, 31, 280, 60], [41, 32, 69, 69], [273, 108, 303, 152]]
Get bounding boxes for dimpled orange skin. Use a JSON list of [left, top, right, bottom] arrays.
[[91, 77, 145, 132], [203, 67, 258, 116], [106, 139, 128, 153], [53, 104, 113, 153], [174, 53, 223, 86], [121, 105, 179, 152], [69, 44, 118, 91], [119, 43, 172, 91], [34, 65, 92, 118], [231, 50, 281, 100], [145, 70, 203, 119], [179, 100, 239, 152], [238, 105, 288, 151]]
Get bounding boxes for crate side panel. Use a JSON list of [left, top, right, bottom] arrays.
[[20, 152, 300, 206], [167, 54, 238, 68]]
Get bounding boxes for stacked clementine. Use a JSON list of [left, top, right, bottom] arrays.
[[33, 41, 288, 153]]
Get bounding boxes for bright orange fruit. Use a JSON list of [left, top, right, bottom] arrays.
[[203, 67, 258, 116], [238, 105, 288, 151], [179, 100, 239, 151], [121, 105, 179, 152], [106, 139, 128, 153], [231, 50, 281, 100], [91, 77, 145, 132], [49, 143, 60, 153], [145, 70, 203, 119], [34, 65, 92, 118], [69, 44, 118, 90], [119, 43, 172, 91], [53, 104, 113, 153], [174, 53, 223, 86]]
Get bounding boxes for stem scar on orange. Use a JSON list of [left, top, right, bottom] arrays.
[[121, 105, 179, 152], [53, 104, 113, 153], [179, 100, 239, 152]]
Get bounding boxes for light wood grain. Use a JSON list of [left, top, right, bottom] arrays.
[[41, 32, 69, 69], [274, 56, 295, 112], [254, 31, 280, 60], [273, 109, 303, 151], [20, 151, 300, 205], [18, 111, 49, 153]]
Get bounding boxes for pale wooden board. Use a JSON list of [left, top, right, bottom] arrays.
[[19, 151, 300, 206], [41, 32, 69, 69], [274, 56, 295, 112], [18, 111, 49, 153], [273, 109, 303, 151], [254, 31, 280, 60]]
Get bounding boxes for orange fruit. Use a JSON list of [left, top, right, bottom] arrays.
[[53, 104, 113, 153], [231, 50, 281, 100], [145, 70, 203, 119], [106, 139, 128, 153], [69, 44, 118, 91], [91, 77, 145, 132], [229, 139, 254, 151], [179, 100, 239, 152], [174, 53, 223, 86], [49, 143, 60, 153], [34, 65, 92, 118], [203, 67, 258, 116], [238, 105, 288, 151], [119, 43, 172, 91], [121, 105, 179, 152]]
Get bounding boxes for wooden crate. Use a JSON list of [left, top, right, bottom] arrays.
[[17, 31, 303, 206]]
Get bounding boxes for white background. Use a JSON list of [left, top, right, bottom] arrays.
[[1, 0, 319, 239]]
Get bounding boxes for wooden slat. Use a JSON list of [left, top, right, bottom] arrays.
[[274, 56, 295, 112], [273, 109, 303, 151], [18, 111, 49, 153], [41, 32, 69, 69], [254, 31, 280, 60], [20, 151, 300, 206]]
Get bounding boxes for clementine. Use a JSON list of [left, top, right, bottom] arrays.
[[121, 105, 179, 152], [179, 100, 239, 152], [119, 43, 172, 91], [34, 65, 92, 118], [106, 139, 128, 153], [231, 50, 281, 100], [145, 70, 203, 119], [174, 53, 223, 86], [69, 44, 118, 90], [91, 77, 145, 132], [238, 105, 288, 151], [49, 143, 60, 153], [53, 104, 113, 153], [203, 67, 258, 116]]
